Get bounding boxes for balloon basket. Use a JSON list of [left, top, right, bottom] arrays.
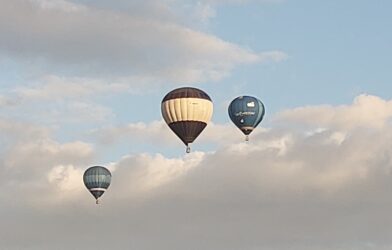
[[186, 146, 191, 153]]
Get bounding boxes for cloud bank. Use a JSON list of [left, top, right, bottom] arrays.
[[1, 95, 392, 249], [0, 0, 286, 83]]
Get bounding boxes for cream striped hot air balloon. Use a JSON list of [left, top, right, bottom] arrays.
[[161, 87, 213, 153]]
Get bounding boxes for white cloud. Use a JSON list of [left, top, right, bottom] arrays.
[[89, 95, 392, 201], [48, 164, 84, 192], [275, 94, 392, 130], [57, 101, 114, 123], [15, 75, 131, 101], [30, 0, 86, 11], [190, 2, 216, 23], [93, 94, 392, 150], [3, 139, 94, 174], [2, 95, 392, 249], [0, 77, 120, 125], [93, 119, 271, 151], [94, 120, 173, 145], [113, 152, 205, 195], [0, 120, 95, 209], [0, 0, 286, 83], [0, 119, 50, 142], [258, 50, 289, 62]]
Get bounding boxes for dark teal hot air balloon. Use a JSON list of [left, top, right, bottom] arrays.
[[83, 166, 111, 204], [228, 95, 265, 141]]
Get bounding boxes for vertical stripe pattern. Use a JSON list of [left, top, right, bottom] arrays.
[[83, 166, 111, 200]]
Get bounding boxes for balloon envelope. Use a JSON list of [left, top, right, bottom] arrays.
[[228, 95, 265, 137], [161, 87, 213, 152], [83, 166, 111, 203]]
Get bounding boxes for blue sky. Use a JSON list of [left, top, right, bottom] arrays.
[[1, 1, 392, 249], [2, 1, 392, 120], [211, 0, 392, 108], [3, 0, 390, 124]]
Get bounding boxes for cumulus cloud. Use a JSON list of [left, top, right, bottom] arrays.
[[93, 120, 173, 145], [276, 94, 392, 130], [71, 0, 283, 25], [93, 94, 392, 149], [113, 152, 205, 195], [0, 119, 94, 211], [1, 95, 392, 249], [0, 0, 286, 83], [0, 76, 121, 125], [87, 96, 392, 249], [0, 119, 50, 142], [31, 0, 86, 11], [2, 137, 94, 191], [14, 75, 131, 101], [47, 164, 84, 192], [94, 119, 268, 148]]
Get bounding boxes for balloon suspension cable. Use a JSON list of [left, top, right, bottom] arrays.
[[245, 135, 249, 142], [96, 199, 99, 205], [186, 145, 191, 153]]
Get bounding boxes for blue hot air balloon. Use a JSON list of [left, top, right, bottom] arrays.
[[228, 95, 265, 141], [83, 166, 111, 204]]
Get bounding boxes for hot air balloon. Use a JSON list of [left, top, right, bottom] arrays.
[[161, 87, 213, 153], [83, 166, 111, 204], [228, 95, 265, 141]]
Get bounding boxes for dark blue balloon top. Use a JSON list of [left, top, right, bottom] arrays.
[[228, 96, 265, 135]]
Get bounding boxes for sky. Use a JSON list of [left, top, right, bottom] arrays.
[[1, 0, 392, 249]]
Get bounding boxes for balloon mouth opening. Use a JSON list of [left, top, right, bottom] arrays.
[[241, 127, 254, 135]]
